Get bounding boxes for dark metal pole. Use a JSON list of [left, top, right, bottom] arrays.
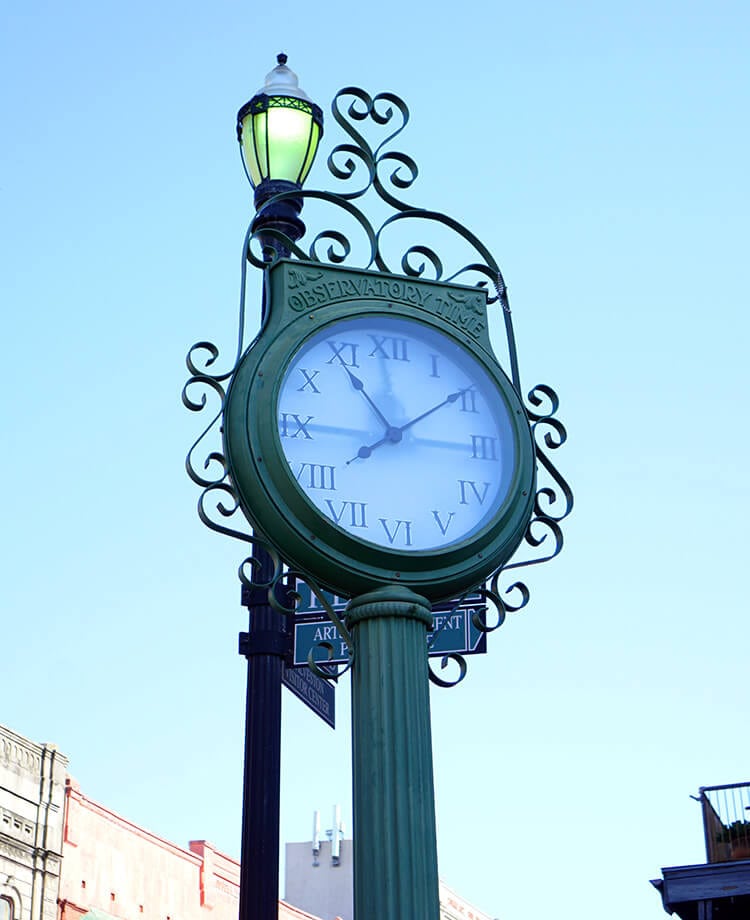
[[236, 204, 302, 920], [187, 210, 296, 920], [238, 552, 288, 920]]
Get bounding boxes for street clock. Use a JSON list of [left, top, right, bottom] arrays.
[[223, 260, 536, 601]]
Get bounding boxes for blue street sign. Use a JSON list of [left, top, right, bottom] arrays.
[[281, 660, 335, 729], [292, 602, 487, 667], [427, 605, 487, 657]]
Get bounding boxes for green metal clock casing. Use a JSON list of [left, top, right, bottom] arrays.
[[223, 261, 536, 601]]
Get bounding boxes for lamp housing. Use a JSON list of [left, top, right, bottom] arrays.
[[237, 54, 323, 200]]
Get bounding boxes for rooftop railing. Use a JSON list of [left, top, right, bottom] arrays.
[[700, 782, 750, 863]]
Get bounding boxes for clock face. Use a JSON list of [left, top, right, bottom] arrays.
[[276, 314, 520, 552]]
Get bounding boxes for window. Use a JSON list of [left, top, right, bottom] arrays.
[[0, 896, 13, 920]]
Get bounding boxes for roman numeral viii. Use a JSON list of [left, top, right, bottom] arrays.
[[292, 463, 336, 491]]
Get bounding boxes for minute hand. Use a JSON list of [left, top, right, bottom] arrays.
[[398, 386, 473, 432], [347, 386, 473, 464]]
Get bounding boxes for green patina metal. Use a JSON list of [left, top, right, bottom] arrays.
[[222, 259, 536, 603], [185, 80, 573, 920], [185, 82, 573, 644], [347, 586, 440, 920]]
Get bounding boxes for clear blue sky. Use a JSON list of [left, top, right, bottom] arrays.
[[1, 2, 748, 918]]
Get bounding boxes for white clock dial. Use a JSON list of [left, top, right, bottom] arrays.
[[276, 314, 518, 552]]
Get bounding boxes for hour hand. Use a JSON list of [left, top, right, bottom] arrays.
[[343, 367, 393, 430], [346, 386, 471, 464], [346, 425, 403, 464]]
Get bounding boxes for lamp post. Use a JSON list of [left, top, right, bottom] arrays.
[[234, 54, 322, 920], [185, 65, 572, 920]]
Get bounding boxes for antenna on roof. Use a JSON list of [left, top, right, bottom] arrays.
[[331, 804, 344, 866], [312, 810, 321, 867]]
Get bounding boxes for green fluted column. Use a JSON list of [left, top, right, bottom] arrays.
[[347, 586, 440, 920]]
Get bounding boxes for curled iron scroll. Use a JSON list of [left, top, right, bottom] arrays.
[[239, 87, 525, 389], [185, 84, 573, 690], [428, 381, 572, 688], [280, 570, 355, 681]]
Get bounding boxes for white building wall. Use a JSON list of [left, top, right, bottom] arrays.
[[285, 835, 495, 920], [285, 839, 353, 920], [0, 725, 68, 920]]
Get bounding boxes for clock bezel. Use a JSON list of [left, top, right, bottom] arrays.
[[224, 295, 536, 602]]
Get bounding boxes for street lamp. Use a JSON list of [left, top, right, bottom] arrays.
[[234, 55, 323, 920], [237, 53, 323, 244]]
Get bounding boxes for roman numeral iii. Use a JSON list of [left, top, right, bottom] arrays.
[[470, 434, 498, 460]]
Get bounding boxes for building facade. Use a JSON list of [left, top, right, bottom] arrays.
[[3, 722, 492, 920], [652, 781, 750, 918], [58, 779, 318, 920], [284, 813, 495, 920], [0, 725, 68, 920]]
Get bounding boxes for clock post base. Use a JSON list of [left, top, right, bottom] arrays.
[[347, 586, 440, 920]]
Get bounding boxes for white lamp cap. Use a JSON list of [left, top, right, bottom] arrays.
[[258, 53, 312, 102]]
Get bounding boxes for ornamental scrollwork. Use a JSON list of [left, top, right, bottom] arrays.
[[246, 86, 524, 389], [427, 382, 572, 688], [184, 85, 572, 688]]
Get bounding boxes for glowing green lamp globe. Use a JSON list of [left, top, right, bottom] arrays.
[[236, 53, 324, 200]]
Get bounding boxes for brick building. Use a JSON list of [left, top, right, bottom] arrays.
[[58, 780, 319, 920], [1, 724, 319, 920]]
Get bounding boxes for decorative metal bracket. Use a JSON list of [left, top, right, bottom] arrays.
[[183, 86, 573, 686]]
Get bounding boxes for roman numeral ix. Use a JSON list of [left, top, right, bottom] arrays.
[[279, 413, 314, 439]]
